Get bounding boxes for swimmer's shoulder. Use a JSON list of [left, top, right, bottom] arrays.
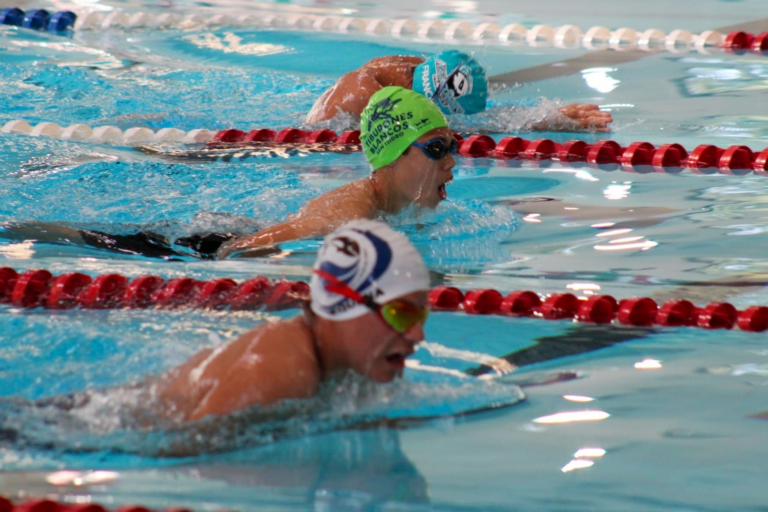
[[256, 316, 322, 387], [299, 179, 377, 219]]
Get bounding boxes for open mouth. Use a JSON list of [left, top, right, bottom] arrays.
[[438, 179, 452, 201], [385, 352, 407, 368]]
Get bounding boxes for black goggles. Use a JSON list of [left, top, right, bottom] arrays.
[[411, 137, 458, 161]]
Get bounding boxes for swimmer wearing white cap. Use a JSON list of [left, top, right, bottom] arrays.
[[154, 219, 430, 421]]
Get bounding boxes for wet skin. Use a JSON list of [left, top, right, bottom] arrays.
[[154, 290, 428, 420], [216, 127, 455, 258], [315, 290, 428, 384]]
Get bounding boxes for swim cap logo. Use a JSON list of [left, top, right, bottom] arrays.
[[366, 97, 402, 131], [362, 96, 415, 158], [413, 118, 430, 130], [448, 69, 471, 97], [433, 60, 473, 115], [332, 237, 359, 257], [318, 229, 393, 316]]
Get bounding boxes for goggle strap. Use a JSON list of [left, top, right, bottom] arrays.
[[314, 269, 379, 311]]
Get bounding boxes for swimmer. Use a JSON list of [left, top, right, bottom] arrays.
[[0, 87, 455, 261], [305, 50, 612, 132], [153, 219, 430, 421], [216, 85, 456, 258]]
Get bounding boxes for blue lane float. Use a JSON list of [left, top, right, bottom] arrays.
[[0, 7, 24, 25], [0, 7, 76, 32], [22, 9, 49, 30], [47, 11, 76, 31]]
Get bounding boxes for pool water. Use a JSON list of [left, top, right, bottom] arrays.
[[2, 0, 768, 509]]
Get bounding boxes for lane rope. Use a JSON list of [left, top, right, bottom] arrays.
[[4, 118, 767, 176], [2, 7, 767, 57], [1, 267, 766, 332]]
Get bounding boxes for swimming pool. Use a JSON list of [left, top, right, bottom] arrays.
[[2, 0, 768, 509]]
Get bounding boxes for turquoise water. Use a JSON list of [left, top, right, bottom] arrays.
[[2, 0, 768, 509]]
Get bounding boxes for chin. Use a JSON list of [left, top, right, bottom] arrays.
[[415, 198, 440, 210], [368, 366, 401, 383], [371, 372, 398, 383]]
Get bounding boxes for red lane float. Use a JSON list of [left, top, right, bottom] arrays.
[[0, 267, 308, 313], [722, 31, 768, 52], [209, 128, 361, 148], [2, 267, 768, 332], [206, 126, 768, 176], [0, 497, 193, 512]]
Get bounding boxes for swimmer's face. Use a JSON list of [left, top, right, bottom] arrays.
[[338, 290, 428, 383], [394, 127, 455, 209]]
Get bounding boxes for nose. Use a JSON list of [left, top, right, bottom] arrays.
[[402, 321, 425, 345], [444, 153, 456, 169]]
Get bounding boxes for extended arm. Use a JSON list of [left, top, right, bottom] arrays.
[[217, 180, 377, 259]]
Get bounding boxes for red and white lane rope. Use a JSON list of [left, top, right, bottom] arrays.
[[66, 7, 768, 57], [1, 267, 767, 332], [5, 118, 766, 176]]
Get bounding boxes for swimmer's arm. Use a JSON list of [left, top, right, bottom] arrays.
[[305, 71, 384, 124], [217, 182, 375, 258], [360, 55, 424, 87]]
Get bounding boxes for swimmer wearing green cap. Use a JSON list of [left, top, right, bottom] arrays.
[[2, 88, 455, 260], [216, 86, 455, 258], [306, 50, 612, 132]]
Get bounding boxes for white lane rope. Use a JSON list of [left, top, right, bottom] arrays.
[[1, 119, 215, 145], [69, 8, 730, 56]]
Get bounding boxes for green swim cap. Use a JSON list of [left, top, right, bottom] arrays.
[[361, 86, 449, 170]]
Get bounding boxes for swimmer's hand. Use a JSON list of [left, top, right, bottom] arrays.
[[558, 103, 613, 132], [215, 235, 283, 259], [225, 246, 282, 259], [533, 103, 613, 133]]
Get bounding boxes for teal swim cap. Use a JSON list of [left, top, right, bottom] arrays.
[[412, 50, 488, 116], [361, 86, 449, 170]]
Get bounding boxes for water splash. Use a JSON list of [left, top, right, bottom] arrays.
[[387, 200, 518, 272], [0, 371, 523, 461], [450, 97, 576, 134]]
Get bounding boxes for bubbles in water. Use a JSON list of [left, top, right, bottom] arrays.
[[449, 97, 573, 133], [387, 200, 517, 272]]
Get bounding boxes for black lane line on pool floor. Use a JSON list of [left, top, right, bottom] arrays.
[[465, 324, 655, 377]]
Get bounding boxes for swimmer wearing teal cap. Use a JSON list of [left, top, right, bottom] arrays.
[[306, 51, 612, 132]]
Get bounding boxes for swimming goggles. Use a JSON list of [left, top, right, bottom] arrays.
[[411, 137, 458, 161], [314, 269, 429, 334]]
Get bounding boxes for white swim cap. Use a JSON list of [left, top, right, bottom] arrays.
[[310, 219, 429, 321]]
